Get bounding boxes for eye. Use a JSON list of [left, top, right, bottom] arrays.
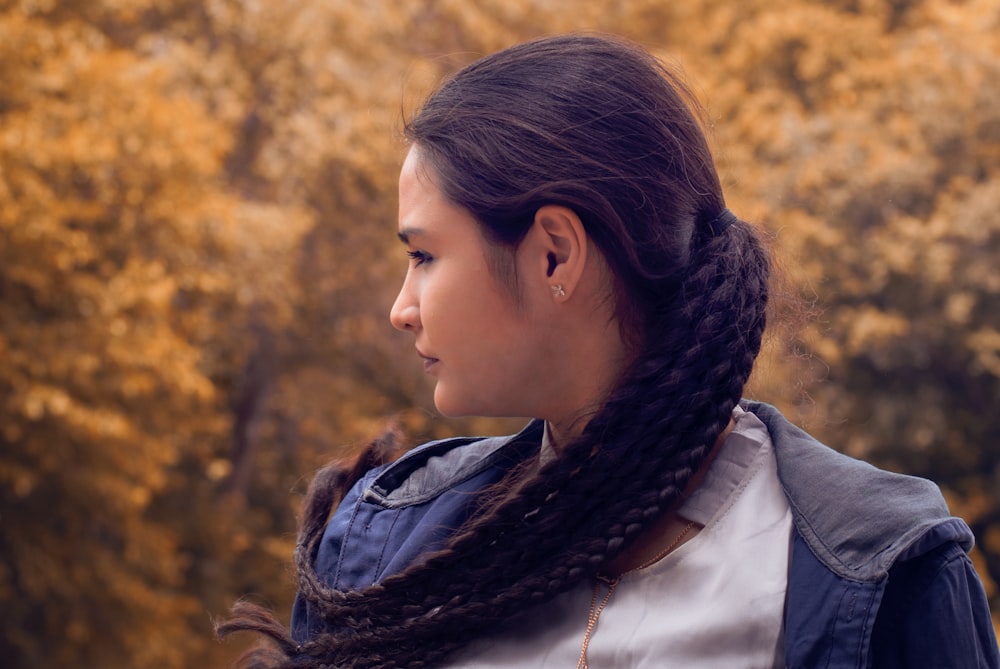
[[407, 250, 433, 267]]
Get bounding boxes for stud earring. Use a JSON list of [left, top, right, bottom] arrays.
[[551, 284, 566, 298]]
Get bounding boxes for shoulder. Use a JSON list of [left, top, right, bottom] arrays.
[[743, 401, 972, 581], [300, 421, 542, 597], [872, 539, 1000, 667]]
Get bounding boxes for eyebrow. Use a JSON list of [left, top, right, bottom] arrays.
[[397, 227, 426, 244]]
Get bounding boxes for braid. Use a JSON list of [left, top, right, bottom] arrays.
[[219, 220, 770, 668]]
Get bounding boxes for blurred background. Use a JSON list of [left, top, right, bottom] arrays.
[[1, 0, 998, 666]]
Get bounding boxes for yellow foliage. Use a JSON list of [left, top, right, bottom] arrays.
[[967, 328, 1000, 378], [3, 1, 1000, 667]]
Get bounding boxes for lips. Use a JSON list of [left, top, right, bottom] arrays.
[[416, 348, 439, 372]]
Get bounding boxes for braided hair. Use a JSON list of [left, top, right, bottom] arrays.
[[219, 33, 771, 668]]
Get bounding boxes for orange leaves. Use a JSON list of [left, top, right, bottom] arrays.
[[967, 328, 1000, 378], [2, 1, 999, 666], [0, 4, 286, 667]]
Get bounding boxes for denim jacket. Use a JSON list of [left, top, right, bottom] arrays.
[[292, 402, 999, 668]]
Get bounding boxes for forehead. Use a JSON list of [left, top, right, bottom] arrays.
[[399, 146, 440, 206], [397, 147, 476, 237], [398, 145, 430, 198]]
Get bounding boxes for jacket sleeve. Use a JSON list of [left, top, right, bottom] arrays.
[[870, 540, 1000, 668]]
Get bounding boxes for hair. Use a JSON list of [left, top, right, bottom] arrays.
[[218, 33, 771, 668]]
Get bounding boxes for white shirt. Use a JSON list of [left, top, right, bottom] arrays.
[[448, 407, 792, 668]]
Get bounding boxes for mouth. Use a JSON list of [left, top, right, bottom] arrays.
[[416, 350, 439, 372]]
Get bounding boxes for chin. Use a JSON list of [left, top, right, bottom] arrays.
[[432, 387, 469, 417], [433, 398, 479, 418]]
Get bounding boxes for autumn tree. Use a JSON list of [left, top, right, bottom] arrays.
[[0, 2, 306, 667], [2, 1, 997, 667]]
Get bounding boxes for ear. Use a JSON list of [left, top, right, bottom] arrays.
[[525, 204, 588, 301]]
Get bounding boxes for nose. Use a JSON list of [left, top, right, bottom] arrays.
[[390, 278, 420, 332]]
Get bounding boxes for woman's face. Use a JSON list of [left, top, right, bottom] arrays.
[[390, 147, 557, 418]]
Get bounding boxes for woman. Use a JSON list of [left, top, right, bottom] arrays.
[[220, 34, 999, 668]]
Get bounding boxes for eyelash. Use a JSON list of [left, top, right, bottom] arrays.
[[407, 250, 432, 266]]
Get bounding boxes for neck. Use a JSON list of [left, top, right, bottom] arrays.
[[542, 330, 629, 450], [545, 412, 594, 452]]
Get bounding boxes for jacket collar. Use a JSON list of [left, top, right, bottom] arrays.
[[367, 403, 969, 581], [746, 400, 969, 582], [368, 420, 543, 508]]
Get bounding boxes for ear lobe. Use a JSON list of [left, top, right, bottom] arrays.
[[533, 205, 588, 300]]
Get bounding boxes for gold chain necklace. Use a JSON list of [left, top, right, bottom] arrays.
[[575, 520, 697, 669]]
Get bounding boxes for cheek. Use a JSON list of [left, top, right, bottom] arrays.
[[432, 274, 510, 333]]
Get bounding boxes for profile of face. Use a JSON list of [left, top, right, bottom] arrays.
[[390, 147, 561, 419]]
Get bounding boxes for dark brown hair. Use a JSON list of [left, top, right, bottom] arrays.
[[219, 33, 770, 668]]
